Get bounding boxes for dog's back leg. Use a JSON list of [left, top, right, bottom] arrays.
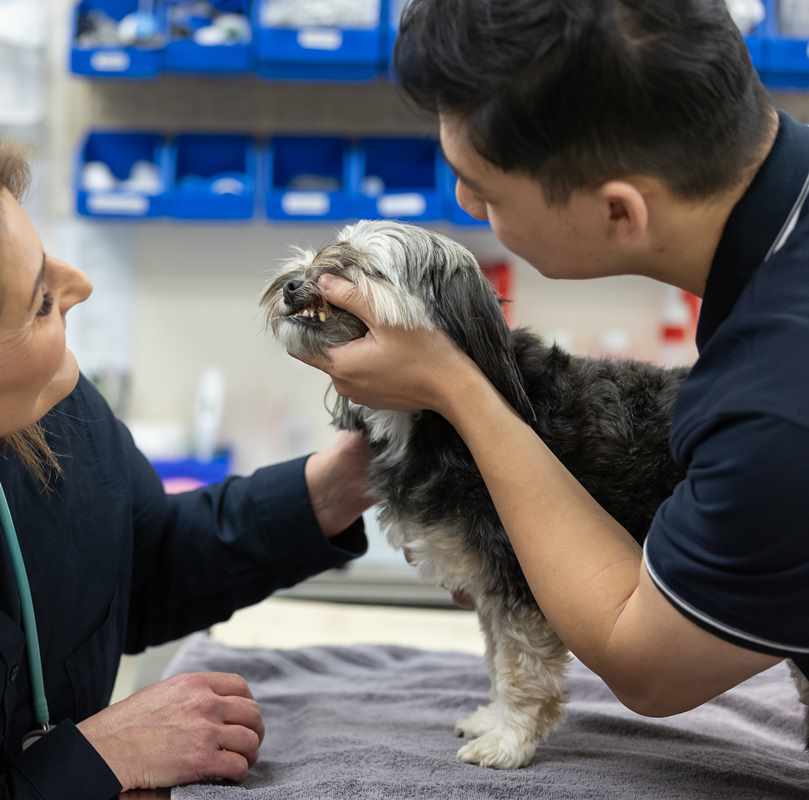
[[457, 601, 570, 769]]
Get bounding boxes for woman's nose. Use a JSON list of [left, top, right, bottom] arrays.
[[53, 258, 93, 313]]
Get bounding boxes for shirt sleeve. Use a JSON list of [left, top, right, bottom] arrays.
[[645, 413, 809, 658], [3, 721, 121, 799], [121, 422, 367, 654]]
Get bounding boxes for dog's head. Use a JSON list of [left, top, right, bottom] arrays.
[[261, 220, 533, 418]]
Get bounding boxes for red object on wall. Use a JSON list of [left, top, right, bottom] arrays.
[[482, 262, 514, 327], [681, 291, 702, 336]]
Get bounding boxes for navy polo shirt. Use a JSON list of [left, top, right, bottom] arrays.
[[645, 111, 809, 677]]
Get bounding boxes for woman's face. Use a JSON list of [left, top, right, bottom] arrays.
[[0, 190, 93, 437]]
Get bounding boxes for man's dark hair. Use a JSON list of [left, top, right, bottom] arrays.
[[395, 0, 774, 204]]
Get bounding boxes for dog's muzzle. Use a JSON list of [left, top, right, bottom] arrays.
[[282, 279, 331, 325]]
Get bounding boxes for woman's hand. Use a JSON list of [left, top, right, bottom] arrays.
[[294, 275, 478, 415], [305, 431, 377, 537], [78, 672, 264, 791]]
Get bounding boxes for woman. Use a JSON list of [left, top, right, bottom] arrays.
[[0, 146, 373, 798]]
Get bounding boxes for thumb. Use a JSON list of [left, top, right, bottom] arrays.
[[318, 274, 375, 326]]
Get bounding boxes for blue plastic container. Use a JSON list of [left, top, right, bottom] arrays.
[[758, 0, 809, 89], [167, 134, 258, 220], [253, 0, 386, 80], [71, 0, 166, 78], [164, 0, 253, 74], [354, 138, 444, 222], [266, 136, 355, 221], [76, 131, 168, 219], [440, 157, 489, 228], [151, 451, 233, 488]]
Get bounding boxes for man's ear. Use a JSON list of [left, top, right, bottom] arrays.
[[600, 180, 650, 246]]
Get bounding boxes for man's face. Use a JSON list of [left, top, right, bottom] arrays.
[[440, 115, 623, 281]]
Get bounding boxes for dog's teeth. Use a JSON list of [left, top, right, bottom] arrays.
[[318, 311, 326, 322]]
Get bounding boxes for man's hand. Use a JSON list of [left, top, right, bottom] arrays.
[[78, 673, 265, 792], [294, 275, 477, 416], [305, 431, 376, 538]]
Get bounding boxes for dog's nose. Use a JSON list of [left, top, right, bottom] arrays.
[[283, 279, 304, 305]]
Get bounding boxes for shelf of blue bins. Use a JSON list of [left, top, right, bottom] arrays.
[[266, 136, 355, 221], [164, 0, 254, 73], [757, 0, 809, 89], [77, 131, 169, 219], [152, 451, 233, 494], [354, 138, 445, 222], [167, 133, 257, 220], [71, 0, 167, 78], [252, 0, 387, 80], [440, 157, 489, 229]]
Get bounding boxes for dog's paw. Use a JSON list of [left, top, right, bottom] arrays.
[[455, 703, 498, 739], [457, 729, 537, 769]]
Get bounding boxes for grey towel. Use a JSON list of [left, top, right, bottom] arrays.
[[167, 634, 808, 799]]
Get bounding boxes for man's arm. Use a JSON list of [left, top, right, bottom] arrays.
[[439, 367, 779, 714], [301, 275, 784, 715]]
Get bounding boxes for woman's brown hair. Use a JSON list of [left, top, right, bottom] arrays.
[[0, 144, 62, 488]]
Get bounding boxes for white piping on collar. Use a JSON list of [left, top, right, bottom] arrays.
[[644, 539, 809, 655], [765, 168, 809, 261]]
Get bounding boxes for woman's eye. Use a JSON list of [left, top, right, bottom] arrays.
[[37, 292, 54, 318]]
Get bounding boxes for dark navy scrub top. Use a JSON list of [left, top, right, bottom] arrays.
[[0, 375, 366, 798], [645, 111, 809, 678]]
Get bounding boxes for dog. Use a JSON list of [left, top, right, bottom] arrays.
[[262, 220, 808, 769]]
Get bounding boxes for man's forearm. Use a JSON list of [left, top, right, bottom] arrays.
[[438, 366, 643, 679]]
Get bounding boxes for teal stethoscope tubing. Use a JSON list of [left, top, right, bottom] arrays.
[[0, 482, 50, 732]]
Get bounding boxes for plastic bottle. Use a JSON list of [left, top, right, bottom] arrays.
[[658, 287, 695, 369], [192, 367, 226, 462]]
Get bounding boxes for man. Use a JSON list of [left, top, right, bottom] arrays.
[[299, 0, 809, 716]]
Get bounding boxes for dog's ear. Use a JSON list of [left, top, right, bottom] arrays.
[[430, 254, 535, 423]]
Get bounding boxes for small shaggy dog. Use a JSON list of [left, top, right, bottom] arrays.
[[262, 220, 808, 769]]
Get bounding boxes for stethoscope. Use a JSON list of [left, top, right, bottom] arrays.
[[0, 482, 52, 750]]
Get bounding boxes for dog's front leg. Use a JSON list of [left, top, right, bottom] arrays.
[[458, 604, 569, 769], [455, 601, 499, 739]]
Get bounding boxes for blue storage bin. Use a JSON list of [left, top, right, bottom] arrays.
[[164, 0, 253, 73], [354, 138, 444, 222], [440, 157, 489, 228], [758, 0, 809, 89], [167, 134, 257, 220], [71, 0, 165, 78], [253, 0, 386, 80], [152, 451, 233, 488], [266, 136, 355, 221], [76, 131, 168, 219]]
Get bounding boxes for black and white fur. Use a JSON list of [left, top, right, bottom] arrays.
[[262, 220, 808, 768]]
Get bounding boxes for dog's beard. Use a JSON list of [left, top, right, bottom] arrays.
[[261, 269, 369, 361]]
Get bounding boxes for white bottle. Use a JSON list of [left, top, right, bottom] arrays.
[[596, 329, 631, 360], [192, 368, 226, 462], [658, 287, 695, 369]]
